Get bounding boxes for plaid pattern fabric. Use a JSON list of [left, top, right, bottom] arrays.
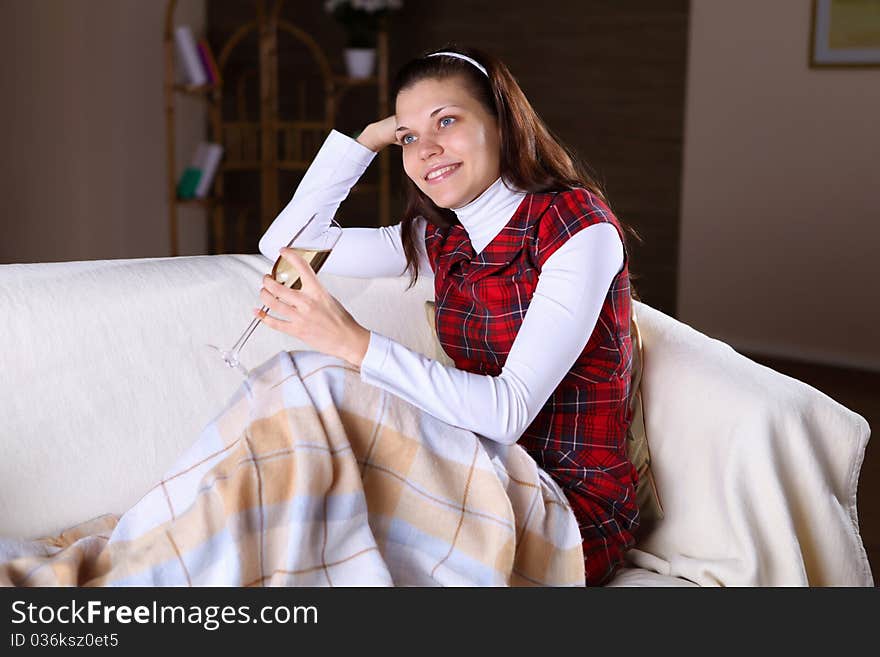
[[0, 351, 585, 587], [425, 188, 640, 586]]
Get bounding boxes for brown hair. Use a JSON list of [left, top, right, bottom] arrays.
[[392, 44, 640, 292]]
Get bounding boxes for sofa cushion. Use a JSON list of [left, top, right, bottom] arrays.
[[626, 311, 664, 528]]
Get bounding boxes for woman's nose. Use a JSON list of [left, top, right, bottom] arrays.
[[419, 136, 442, 160]]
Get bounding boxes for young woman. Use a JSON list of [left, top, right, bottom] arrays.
[[256, 46, 640, 586]]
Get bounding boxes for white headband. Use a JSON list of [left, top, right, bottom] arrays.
[[427, 51, 489, 78]]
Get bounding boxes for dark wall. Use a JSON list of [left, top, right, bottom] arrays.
[[208, 0, 689, 315]]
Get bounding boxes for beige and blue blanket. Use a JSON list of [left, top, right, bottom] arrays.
[[0, 351, 584, 586]]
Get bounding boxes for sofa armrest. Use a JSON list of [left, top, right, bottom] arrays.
[[630, 301, 873, 586]]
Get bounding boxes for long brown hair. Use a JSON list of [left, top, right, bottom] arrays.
[[392, 44, 640, 290]]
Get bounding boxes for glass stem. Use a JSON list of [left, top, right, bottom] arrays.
[[230, 303, 270, 360]]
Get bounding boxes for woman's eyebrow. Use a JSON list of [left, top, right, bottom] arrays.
[[395, 105, 460, 133]]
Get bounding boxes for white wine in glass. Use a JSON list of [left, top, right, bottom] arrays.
[[270, 248, 333, 290], [208, 215, 342, 377]]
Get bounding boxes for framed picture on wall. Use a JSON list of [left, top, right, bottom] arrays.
[[810, 0, 880, 67]]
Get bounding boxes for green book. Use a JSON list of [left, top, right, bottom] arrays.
[[176, 167, 201, 199]]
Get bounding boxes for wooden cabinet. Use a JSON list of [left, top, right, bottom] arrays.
[[164, 0, 390, 256]]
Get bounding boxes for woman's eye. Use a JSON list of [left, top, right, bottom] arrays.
[[400, 118, 454, 145]]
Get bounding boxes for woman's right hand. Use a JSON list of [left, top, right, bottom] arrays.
[[356, 115, 398, 152]]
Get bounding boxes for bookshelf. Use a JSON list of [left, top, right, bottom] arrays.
[[163, 0, 391, 256]]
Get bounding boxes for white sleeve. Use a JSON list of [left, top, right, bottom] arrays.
[[257, 129, 431, 278], [358, 222, 624, 445], [323, 220, 432, 278]]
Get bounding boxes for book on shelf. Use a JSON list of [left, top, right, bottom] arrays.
[[197, 39, 222, 85], [174, 25, 207, 86], [176, 142, 224, 200], [176, 167, 200, 199]]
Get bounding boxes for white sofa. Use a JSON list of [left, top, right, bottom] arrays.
[[0, 254, 873, 586]]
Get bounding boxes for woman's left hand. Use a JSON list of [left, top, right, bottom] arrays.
[[254, 248, 371, 367]]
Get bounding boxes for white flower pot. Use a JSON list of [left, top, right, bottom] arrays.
[[344, 48, 377, 79]]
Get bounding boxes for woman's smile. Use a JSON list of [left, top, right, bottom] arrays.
[[425, 163, 462, 184]]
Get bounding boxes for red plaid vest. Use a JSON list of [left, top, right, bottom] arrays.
[[424, 188, 640, 586]]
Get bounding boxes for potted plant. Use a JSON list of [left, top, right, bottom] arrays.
[[325, 0, 403, 78]]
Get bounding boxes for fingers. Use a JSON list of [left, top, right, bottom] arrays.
[[253, 307, 290, 332], [262, 274, 301, 302], [257, 290, 293, 322], [258, 277, 304, 321]]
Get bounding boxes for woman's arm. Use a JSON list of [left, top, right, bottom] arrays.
[[258, 130, 368, 261], [358, 222, 624, 445], [258, 126, 431, 278], [321, 221, 432, 278]]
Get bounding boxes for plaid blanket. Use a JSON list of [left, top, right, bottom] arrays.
[[1, 351, 585, 586]]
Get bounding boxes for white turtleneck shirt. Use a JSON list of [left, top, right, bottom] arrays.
[[258, 130, 624, 445]]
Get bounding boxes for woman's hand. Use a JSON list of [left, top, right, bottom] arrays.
[[254, 249, 371, 367], [356, 115, 398, 152]]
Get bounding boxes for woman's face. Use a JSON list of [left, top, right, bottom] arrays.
[[395, 76, 501, 210]]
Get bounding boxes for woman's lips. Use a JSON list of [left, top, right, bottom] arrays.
[[425, 163, 461, 184]]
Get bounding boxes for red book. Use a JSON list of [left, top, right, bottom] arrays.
[[197, 39, 221, 86]]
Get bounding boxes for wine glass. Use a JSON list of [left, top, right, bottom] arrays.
[[208, 214, 342, 377]]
